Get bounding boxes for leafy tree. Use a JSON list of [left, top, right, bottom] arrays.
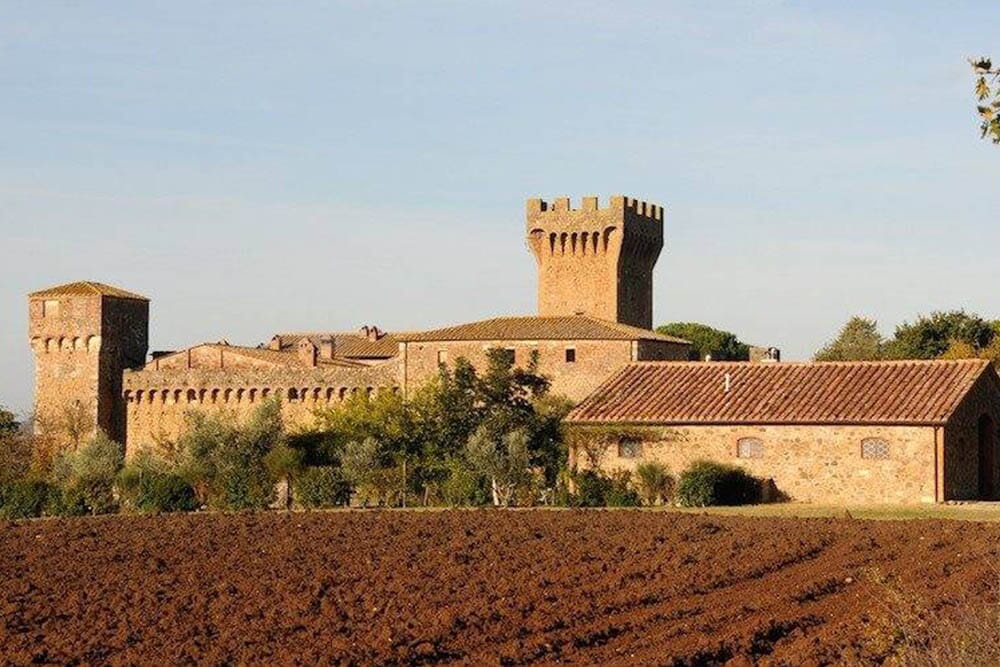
[[292, 466, 349, 508], [939, 339, 979, 360], [814, 316, 885, 361], [656, 322, 749, 361], [0, 406, 18, 435], [174, 409, 237, 504], [971, 56, 1000, 144], [311, 346, 565, 506], [49, 430, 123, 515], [0, 409, 34, 486], [173, 398, 285, 510], [465, 426, 533, 507], [886, 311, 995, 360], [117, 449, 197, 513], [213, 397, 285, 510], [340, 436, 382, 506], [264, 443, 305, 510]]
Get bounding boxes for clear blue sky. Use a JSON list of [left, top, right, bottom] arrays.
[[2, 1, 998, 415]]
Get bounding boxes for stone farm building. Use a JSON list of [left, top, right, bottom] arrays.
[[565, 359, 1000, 503], [28, 195, 691, 456]]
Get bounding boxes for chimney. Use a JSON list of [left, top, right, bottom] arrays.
[[318, 337, 335, 360], [361, 325, 383, 342], [268, 335, 282, 351], [297, 338, 317, 367]]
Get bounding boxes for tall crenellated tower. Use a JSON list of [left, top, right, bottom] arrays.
[[526, 195, 664, 330], [28, 282, 149, 447]]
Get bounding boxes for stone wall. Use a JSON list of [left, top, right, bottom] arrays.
[[402, 339, 639, 402], [570, 423, 940, 505], [122, 360, 400, 457], [943, 370, 1000, 500]]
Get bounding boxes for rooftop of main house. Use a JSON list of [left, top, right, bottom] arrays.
[[29, 281, 149, 301]]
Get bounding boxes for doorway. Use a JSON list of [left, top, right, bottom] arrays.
[[978, 415, 996, 499]]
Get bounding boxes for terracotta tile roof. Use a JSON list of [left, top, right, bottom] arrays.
[[145, 343, 366, 370], [29, 281, 148, 301], [566, 359, 995, 426], [271, 333, 402, 359], [395, 315, 690, 344]]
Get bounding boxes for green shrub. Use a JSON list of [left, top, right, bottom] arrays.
[[568, 469, 640, 507], [604, 470, 640, 507], [676, 460, 760, 507], [634, 462, 674, 506], [571, 469, 611, 507], [293, 467, 349, 509], [49, 431, 123, 515], [0, 479, 53, 519]]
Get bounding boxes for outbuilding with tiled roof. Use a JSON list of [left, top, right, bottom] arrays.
[[566, 359, 1000, 504]]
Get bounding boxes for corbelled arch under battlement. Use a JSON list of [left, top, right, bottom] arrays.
[[121, 360, 401, 456], [526, 195, 665, 330]]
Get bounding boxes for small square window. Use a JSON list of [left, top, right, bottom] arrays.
[[500, 348, 516, 365], [861, 438, 890, 460], [737, 437, 764, 459], [43, 300, 59, 317], [618, 440, 643, 458], [437, 350, 448, 365], [565, 348, 576, 363]]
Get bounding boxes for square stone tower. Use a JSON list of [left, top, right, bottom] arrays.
[[28, 282, 149, 446], [526, 195, 664, 330]]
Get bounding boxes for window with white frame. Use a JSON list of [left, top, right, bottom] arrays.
[[737, 437, 764, 459]]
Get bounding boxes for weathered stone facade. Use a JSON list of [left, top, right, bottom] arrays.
[[526, 196, 663, 330], [28, 283, 148, 445], [122, 343, 401, 453], [567, 360, 1000, 503], [32, 194, 688, 458], [571, 424, 941, 505]]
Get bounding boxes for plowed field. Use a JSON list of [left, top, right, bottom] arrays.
[[1, 511, 997, 665]]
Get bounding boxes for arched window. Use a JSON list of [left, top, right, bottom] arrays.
[[187, 389, 197, 403], [288, 388, 300, 402]]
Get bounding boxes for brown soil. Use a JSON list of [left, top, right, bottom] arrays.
[[1, 510, 997, 665]]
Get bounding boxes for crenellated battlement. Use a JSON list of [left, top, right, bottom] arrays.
[[526, 195, 664, 222], [525, 193, 666, 329]]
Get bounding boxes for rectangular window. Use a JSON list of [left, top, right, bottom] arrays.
[[618, 440, 643, 458], [43, 300, 59, 317], [565, 347, 576, 363], [437, 350, 448, 365], [737, 437, 764, 459], [500, 348, 516, 365], [861, 438, 890, 460]]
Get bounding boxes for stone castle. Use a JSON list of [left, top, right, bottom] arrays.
[[29, 195, 690, 456]]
